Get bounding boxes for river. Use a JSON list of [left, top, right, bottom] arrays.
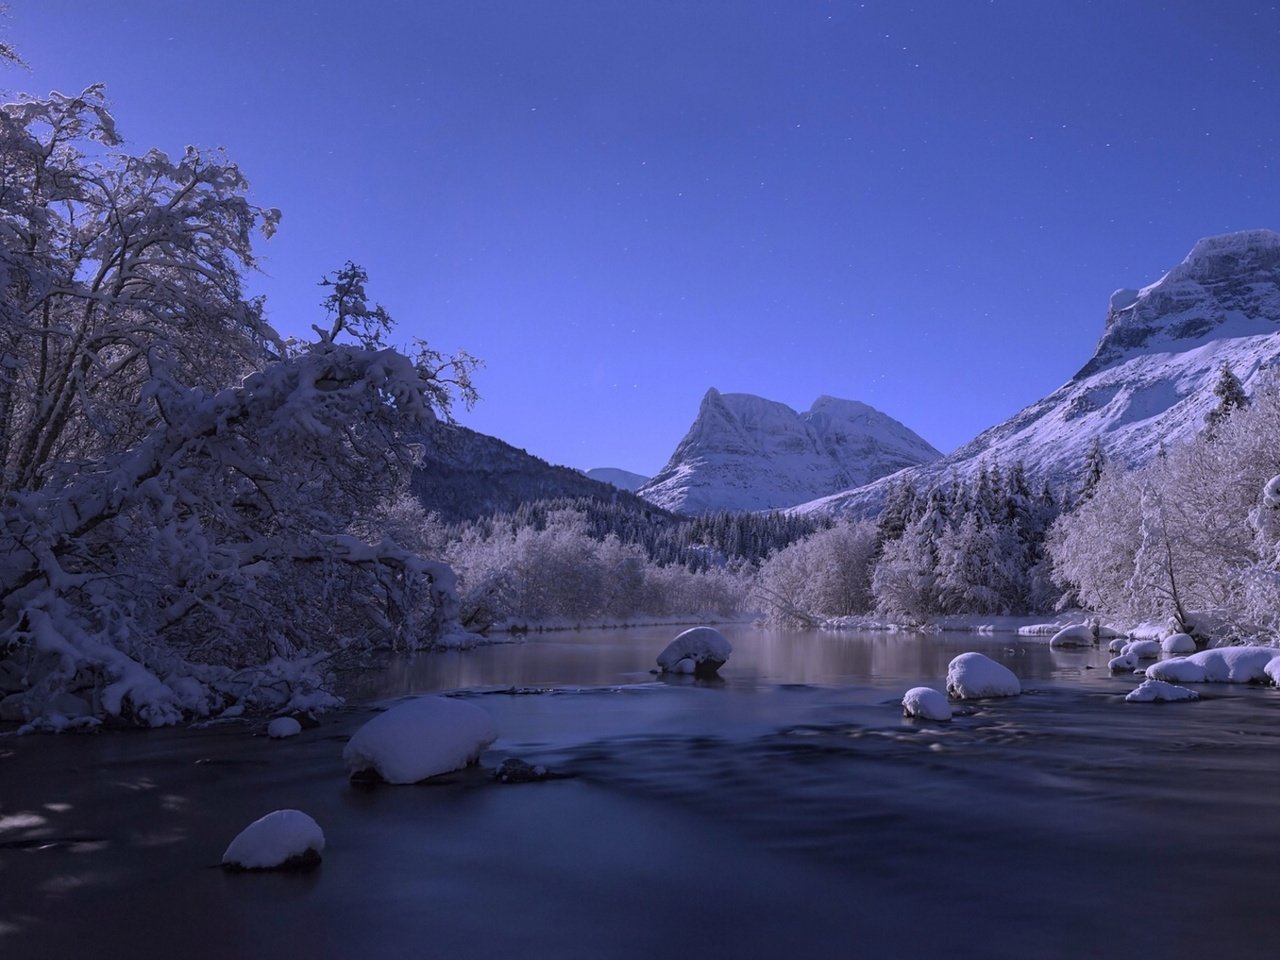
[[4, 626, 1280, 959]]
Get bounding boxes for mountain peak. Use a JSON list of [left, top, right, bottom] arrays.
[[1080, 228, 1280, 379], [639, 390, 940, 514]]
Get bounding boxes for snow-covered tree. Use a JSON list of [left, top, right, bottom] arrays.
[[0, 83, 478, 726], [1076, 436, 1107, 505], [1205, 361, 1249, 430], [754, 521, 879, 625]]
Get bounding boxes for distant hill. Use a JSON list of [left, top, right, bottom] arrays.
[[585, 467, 651, 491], [410, 420, 659, 522]]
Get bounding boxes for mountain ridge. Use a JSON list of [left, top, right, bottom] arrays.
[[796, 229, 1280, 518], [638, 390, 942, 514]]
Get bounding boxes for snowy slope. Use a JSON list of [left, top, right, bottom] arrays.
[[585, 467, 651, 492], [638, 390, 941, 514], [799, 229, 1280, 518]]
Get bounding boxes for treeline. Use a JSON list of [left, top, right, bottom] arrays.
[[756, 463, 1063, 625], [754, 362, 1280, 637], [436, 497, 832, 628], [443, 508, 750, 630], [1047, 367, 1280, 639], [447, 497, 831, 571]]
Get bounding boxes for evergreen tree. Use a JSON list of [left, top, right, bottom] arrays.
[[1206, 361, 1249, 429], [1077, 436, 1106, 505]]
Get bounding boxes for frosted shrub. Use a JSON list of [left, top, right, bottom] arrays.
[[754, 521, 878, 625]]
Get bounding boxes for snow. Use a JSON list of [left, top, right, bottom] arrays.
[[639, 388, 940, 514], [267, 717, 302, 739], [1049, 624, 1094, 648], [1109, 288, 1141, 312], [1108, 652, 1137, 672], [1108, 638, 1128, 654], [902, 686, 952, 721], [222, 809, 324, 870], [1122, 639, 1162, 660], [1146, 645, 1280, 685], [1161, 633, 1197, 655], [657, 626, 733, 676], [945, 652, 1021, 700], [1125, 679, 1199, 703], [343, 696, 498, 784]]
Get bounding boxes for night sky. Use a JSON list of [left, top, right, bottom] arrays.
[[8, 2, 1279, 475]]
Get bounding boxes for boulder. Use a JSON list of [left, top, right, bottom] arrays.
[[343, 696, 498, 784], [656, 626, 732, 678], [945, 653, 1021, 700], [222, 809, 324, 871], [901, 686, 952, 721]]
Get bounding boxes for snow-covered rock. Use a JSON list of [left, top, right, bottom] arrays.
[[1145, 645, 1280, 685], [343, 697, 498, 784], [945, 653, 1021, 700], [267, 716, 302, 739], [656, 626, 733, 677], [795, 229, 1280, 518], [639, 390, 940, 514], [1161, 632, 1197, 655], [1123, 639, 1162, 660], [222, 810, 324, 871], [1049, 624, 1094, 648], [1108, 652, 1137, 672], [1108, 638, 1128, 654], [902, 686, 952, 721], [1125, 679, 1200, 703]]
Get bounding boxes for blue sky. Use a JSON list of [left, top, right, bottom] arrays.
[[8, 2, 1279, 476]]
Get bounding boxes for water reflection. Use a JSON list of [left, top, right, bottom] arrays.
[[344, 625, 1120, 701]]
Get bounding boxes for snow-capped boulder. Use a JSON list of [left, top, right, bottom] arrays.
[[1161, 633, 1197, 655], [1125, 680, 1200, 703], [1108, 652, 1137, 672], [1108, 638, 1128, 654], [343, 696, 498, 784], [267, 716, 302, 739], [222, 810, 324, 871], [945, 653, 1021, 700], [1049, 624, 1094, 648], [1144, 658, 1208, 683], [902, 686, 952, 721], [1148, 645, 1278, 685], [657, 626, 732, 678], [1264, 657, 1280, 686], [1123, 639, 1162, 660]]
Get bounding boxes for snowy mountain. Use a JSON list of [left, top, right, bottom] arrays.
[[410, 421, 658, 522], [800, 228, 1280, 518], [638, 390, 942, 514], [585, 467, 651, 492]]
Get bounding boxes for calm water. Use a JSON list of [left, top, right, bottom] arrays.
[[6, 627, 1280, 959]]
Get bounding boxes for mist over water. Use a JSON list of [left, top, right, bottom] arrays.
[[7, 628, 1280, 959]]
